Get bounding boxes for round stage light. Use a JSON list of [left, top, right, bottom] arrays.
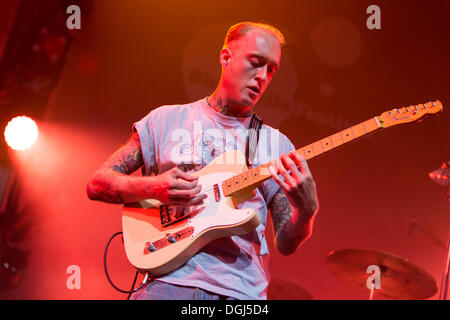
[[4, 116, 39, 151]]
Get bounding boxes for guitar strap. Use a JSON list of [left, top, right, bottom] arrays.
[[245, 112, 263, 167]]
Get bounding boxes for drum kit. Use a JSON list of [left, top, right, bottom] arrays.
[[326, 248, 439, 300], [269, 248, 439, 300], [269, 162, 449, 300]]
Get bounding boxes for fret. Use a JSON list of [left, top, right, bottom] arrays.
[[242, 171, 250, 188], [232, 176, 239, 193], [237, 173, 243, 189], [362, 121, 367, 134], [228, 176, 233, 194], [301, 147, 308, 159], [341, 129, 353, 143], [224, 180, 230, 195], [224, 178, 232, 195], [332, 133, 343, 148], [352, 123, 366, 138], [252, 167, 260, 184], [261, 163, 271, 178], [373, 116, 382, 129], [311, 141, 322, 156], [248, 168, 254, 185], [319, 139, 325, 153], [253, 167, 260, 183], [301, 145, 315, 160], [238, 174, 243, 188], [260, 166, 267, 182], [321, 137, 333, 152], [366, 118, 380, 131]]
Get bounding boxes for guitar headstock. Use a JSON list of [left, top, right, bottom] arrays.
[[377, 100, 443, 128]]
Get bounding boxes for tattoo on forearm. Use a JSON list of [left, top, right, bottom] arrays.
[[270, 190, 293, 235], [270, 190, 312, 255], [88, 171, 125, 204], [106, 133, 144, 174], [87, 132, 144, 203]]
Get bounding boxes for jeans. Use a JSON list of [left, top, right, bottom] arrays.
[[130, 280, 237, 300]]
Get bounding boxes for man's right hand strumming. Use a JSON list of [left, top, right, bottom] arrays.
[[86, 131, 206, 206], [146, 167, 206, 206]]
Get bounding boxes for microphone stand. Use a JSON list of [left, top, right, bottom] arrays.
[[428, 162, 450, 300], [439, 231, 449, 300]]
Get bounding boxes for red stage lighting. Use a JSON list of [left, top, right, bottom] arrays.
[[4, 116, 39, 151]]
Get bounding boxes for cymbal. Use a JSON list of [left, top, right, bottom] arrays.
[[268, 278, 313, 300], [327, 248, 437, 300]]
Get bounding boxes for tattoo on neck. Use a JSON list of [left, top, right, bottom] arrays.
[[214, 100, 229, 115], [207, 96, 251, 118]]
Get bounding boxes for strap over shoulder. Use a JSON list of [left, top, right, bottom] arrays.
[[246, 112, 263, 167]]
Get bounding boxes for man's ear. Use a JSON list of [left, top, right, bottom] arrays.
[[219, 48, 232, 67]]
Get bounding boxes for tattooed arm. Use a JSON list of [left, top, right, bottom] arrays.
[[269, 152, 319, 255], [269, 190, 316, 255], [86, 131, 207, 205]]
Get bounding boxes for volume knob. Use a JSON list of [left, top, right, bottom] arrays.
[[167, 234, 176, 243]]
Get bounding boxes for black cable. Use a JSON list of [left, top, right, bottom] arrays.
[[103, 231, 150, 297], [127, 270, 139, 300]]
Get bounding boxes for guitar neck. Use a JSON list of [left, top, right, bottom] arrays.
[[295, 117, 381, 160], [222, 117, 382, 197]]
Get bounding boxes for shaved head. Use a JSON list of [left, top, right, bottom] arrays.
[[223, 22, 286, 49]]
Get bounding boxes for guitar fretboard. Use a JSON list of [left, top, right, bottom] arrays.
[[222, 117, 381, 197]]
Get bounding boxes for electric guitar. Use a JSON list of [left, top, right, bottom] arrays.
[[122, 100, 443, 276]]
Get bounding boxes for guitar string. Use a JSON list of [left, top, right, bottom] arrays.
[[185, 155, 300, 196], [166, 164, 274, 207]]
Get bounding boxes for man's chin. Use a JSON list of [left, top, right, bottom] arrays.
[[241, 95, 259, 108], [229, 95, 257, 111]]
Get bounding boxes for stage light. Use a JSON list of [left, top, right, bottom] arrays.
[[4, 116, 39, 151]]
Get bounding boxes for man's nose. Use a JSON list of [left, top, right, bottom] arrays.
[[255, 65, 268, 83]]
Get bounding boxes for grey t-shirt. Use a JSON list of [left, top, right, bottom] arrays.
[[133, 97, 295, 299]]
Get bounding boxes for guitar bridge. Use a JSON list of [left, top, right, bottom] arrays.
[[159, 205, 190, 228]]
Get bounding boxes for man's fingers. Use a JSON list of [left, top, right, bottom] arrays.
[[173, 178, 198, 190], [281, 154, 301, 176], [278, 154, 298, 185], [289, 151, 310, 174], [173, 167, 198, 182], [269, 164, 289, 190], [185, 194, 207, 206], [168, 192, 207, 206], [169, 184, 205, 199]]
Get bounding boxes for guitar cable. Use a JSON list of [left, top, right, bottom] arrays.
[[103, 231, 151, 299]]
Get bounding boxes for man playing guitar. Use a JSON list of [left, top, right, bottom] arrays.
[[87, 21, 319, 300]]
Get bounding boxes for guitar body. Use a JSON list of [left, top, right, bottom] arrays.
[[122, 150, 261, 276]]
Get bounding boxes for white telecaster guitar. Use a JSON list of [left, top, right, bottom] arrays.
[[122, 100, 443, 276]]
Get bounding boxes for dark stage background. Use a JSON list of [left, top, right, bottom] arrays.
[[0, 0, 449, 300]]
